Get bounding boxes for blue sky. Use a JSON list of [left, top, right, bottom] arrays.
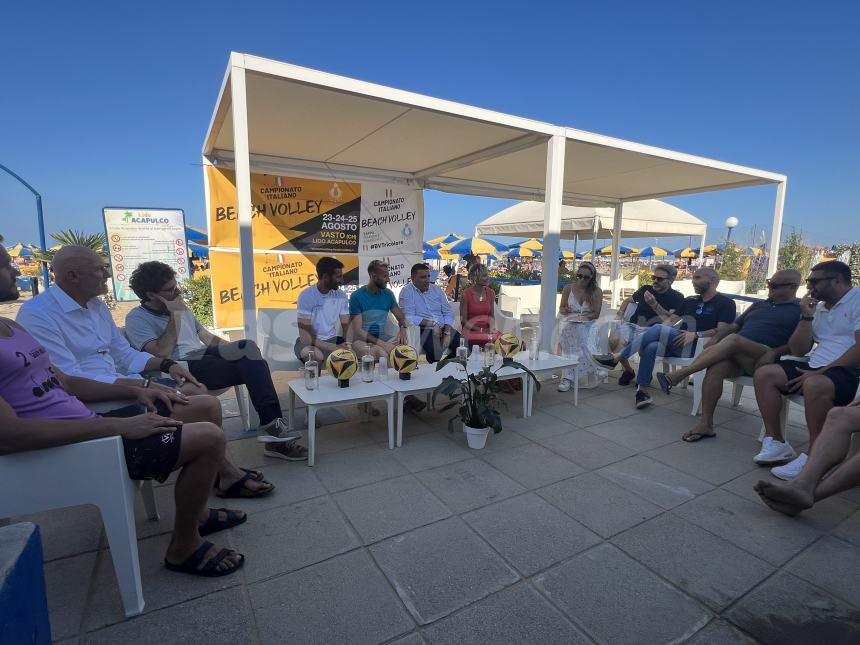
[[1, 1, 857, 250]]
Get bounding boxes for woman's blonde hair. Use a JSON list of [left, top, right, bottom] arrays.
[[468, 263, 488, 284]]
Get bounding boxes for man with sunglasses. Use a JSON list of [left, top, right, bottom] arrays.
[[609, 264, 685, 386], [751, 261, 860, 479], [653, 270, 802, 441]]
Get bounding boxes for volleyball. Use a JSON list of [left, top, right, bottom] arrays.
[[327, 348, 358, 381], [390, 344, 419, 377], [495, 333, 521, 359]]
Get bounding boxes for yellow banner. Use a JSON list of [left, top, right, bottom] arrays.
[[207, 166, 361, 253], [210, 250, 359, 329]]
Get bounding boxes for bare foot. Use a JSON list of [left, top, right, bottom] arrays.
[[753, 480, 813, 515], [682, 420, 715, 442]]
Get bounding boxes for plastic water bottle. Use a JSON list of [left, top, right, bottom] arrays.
[[361, 354, 375, 382], [468, 345, 481, 371], [529, 327, 540, 361], [304, 358, 318, 390], [378, 354, 388, 381], [456, 336, 468, 362], [483, 342, 495, 368]]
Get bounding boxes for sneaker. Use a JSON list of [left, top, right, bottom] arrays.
[[635, 389, 653, 409], [753, 437, 796, 465], [257, 418, 303, 443], [618, 369, 635, 386], [594, 354, 618, 369], [557, 378, 572, 392], [264, 440, 309, 461], [771, 453, 808, 480]]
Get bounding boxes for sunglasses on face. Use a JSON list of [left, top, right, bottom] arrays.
[[576, 273, 591, 280], [767, 281, 798, 289], [651, 275, 668, 282], [806, 276, 834, 286]]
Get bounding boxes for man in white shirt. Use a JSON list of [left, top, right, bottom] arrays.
[[17, 246, 281, 493], [753, 261, 860, 480], [295, 257, 351, 362], [399, 263, 461, 363]]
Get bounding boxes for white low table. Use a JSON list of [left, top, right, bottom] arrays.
[[520, 352, 580, 414], [288, 378, 394, 466]]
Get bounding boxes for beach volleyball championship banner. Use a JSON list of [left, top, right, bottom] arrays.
[[103, 207, 187, 301], [206, 167, 423, 328]]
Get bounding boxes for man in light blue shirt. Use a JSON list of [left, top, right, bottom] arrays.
[[399, 263, 462, 363]]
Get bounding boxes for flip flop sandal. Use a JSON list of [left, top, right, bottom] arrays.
[[656, 372, 673, 395], [682, 431, 717, 443], [216, 471, 275, 498], [213, 468, 264, 490], [199, 508, 247, 536], [164, 540, 244, 577]]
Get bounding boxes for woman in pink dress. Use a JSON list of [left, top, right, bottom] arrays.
[[460, 264, 501, 349]]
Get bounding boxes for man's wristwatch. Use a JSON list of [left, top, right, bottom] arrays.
[[800, 315, 814, 321], [159, 358, 177, 373], [142, 377, 151, 389], [696, 331, 705, 339]]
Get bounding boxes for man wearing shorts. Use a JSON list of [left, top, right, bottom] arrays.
[[753, 261, 860, 479], [0, 245, 243, 577], [348, 260, 409, 359], [294, 256, 351, 363], [653, 270, 801, 442]]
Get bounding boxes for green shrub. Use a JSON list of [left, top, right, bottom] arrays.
[[182, 275, 213, 328], [637, 268, 653, 288], [778, 228, 813, 276], [718, 241, 747, 281]]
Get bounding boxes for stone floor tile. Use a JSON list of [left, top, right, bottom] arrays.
[[833, 510, 860, 546], [685, 619, 759, 644], [673, 489, 822, 566], [312, 422, 379, 456], [584, 412, 691, 453], [12, 505, 103, 562], [536, 429, 637, 471], [334, 475, 451, 544], [644, 431, 759, 485], [415, 459, 525, 513], [612, 513, 774, 610], [545, 402, 625, 428], [83, 533, 241, 631], [480, 443, 584, 489], [721, 468, 857, 531], [785, 536, 860, 607], [249, 549, 414, 645], [389, 633, 426, 645], [725, 572, 860, 644], [836, 484, 860, 506], [44, 552, 97, 641], [463, 493, 600, 576], [313, 443, 409, 492], [597, 455, 713, 509], [445, 424, 533, 454], [229, 495, 360, 583], [369, 517, 519, 624], [82, 587, 255, 644], [582, 391, 642, 416], [538, 472, 663, 538], [534, 543, 710, 644], [505, 411, 578, 441], [222, 459, 328, 512], [391, 432, 473, 472], [422, 582, 590, 645], [718, 412, 806, 443]]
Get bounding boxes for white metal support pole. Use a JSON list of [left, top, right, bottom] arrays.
[[698, 230, 707, 267], [591, 216, 599, 256], [230, 60, 258, 342], [539, 134, 565, 351], [767, 180, 787, 277], [609, 203, 623, 307], [572, 235, 578, 260]]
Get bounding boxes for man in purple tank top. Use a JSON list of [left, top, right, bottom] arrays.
[[0, 245, 244, 577]]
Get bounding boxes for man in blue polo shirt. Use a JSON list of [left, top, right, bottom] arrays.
[[348, 260, 409, 358]]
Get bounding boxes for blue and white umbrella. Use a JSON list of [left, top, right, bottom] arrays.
[[423, 242, 441, 260]]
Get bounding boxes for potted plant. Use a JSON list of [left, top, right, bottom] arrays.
[[432, 355, 540, 449]]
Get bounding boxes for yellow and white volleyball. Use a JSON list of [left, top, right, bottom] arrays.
[[495, 333, 521, 359], [326, 348, 358, 380], [390, 344, 419, 374]]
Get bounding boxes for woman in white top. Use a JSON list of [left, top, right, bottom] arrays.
[[557, 261, 606, 390]]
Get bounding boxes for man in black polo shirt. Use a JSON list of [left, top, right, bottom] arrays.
[[598, 267, 736, 408], [610, 264, 685, 385], [654, 270, 802, 441]]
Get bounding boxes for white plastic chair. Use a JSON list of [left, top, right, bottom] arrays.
[[0, 437, 148, 617]]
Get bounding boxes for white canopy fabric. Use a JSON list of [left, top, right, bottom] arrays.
[[475, 199, 707, 239]]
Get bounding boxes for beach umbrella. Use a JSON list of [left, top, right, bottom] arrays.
[[581, 252, 594, 260], [185, 225, 208, 244], [744, 247, 763, 256], [188, 242, 209, 258], [637, 246, 669, 258], [673, 247, 698, 258], [508, 238, 543, 251], [443, 236, 509, 258], [8, 243, 35, 258], [507, 247, 542, 258], [427, 233, 464, 246], [422, 242, 441, 260], [559, 250, 581, 259], [598, 244, 636, 256]]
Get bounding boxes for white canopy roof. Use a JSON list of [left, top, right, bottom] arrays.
[[203, 54, 785, 208], [475, 199, 707, 239]]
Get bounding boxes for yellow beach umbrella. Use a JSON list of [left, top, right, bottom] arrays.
[[427, 233, 464, 246], [509, 238, 543, 251], [598, 244, 637, 256]]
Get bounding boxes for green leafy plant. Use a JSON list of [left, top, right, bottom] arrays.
[[431, 356, 540, 433], [777, 228, 813, 276], [34, 229, 107, 263], [717, 241, 746, 281], [181, 275, 214, 328], [637, 268, 653, 288]]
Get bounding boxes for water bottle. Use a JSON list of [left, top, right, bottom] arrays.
[[529, 327, 540, 361], [468, 345, 480, 371], [361, 354, 375, 383], [304, 357, 318, 390], [456, 336, 468, 362], [378, 354, 388, 381], [483, 342, 495, 368]]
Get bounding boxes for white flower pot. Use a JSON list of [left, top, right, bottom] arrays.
[[463, 424, 491, 449]]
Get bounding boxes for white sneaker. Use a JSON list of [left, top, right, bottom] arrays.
[[753, 437, 796, 465], [771, 453, 808, 481], [256, 418, 303, 443], [557, 379, 572, 392]]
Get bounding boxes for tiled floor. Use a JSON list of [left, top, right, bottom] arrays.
[[13, 376, 860, 644]]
